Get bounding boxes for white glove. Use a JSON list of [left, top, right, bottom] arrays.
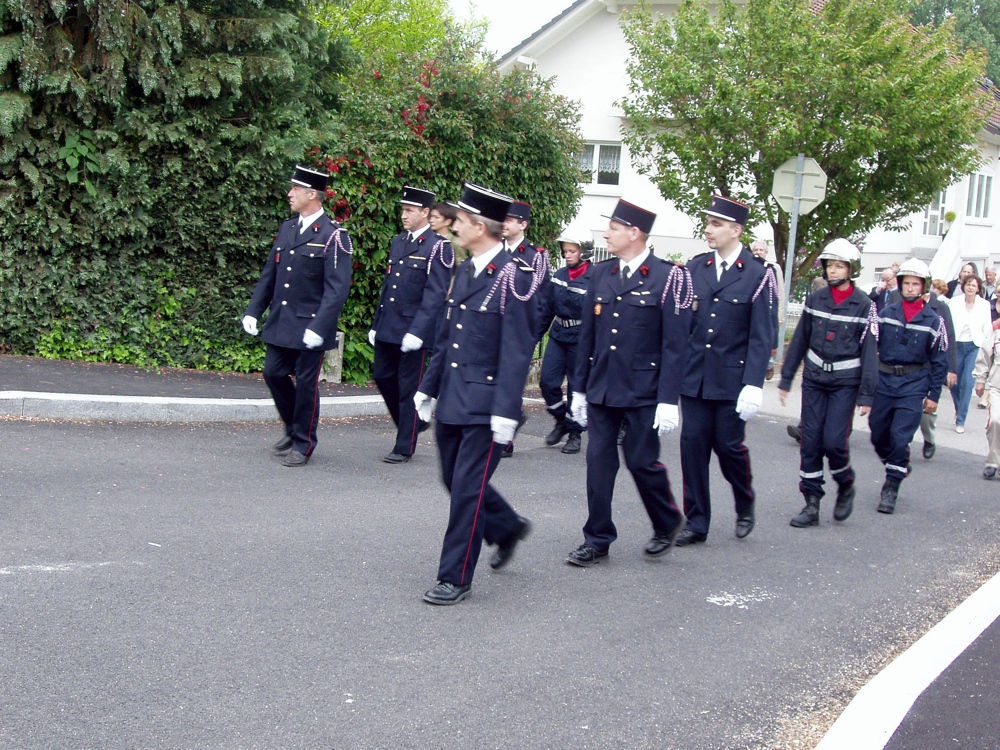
[[400, 333, 423, 353], [570, 392, 588, 429], [242, 315, 258, 336], [368, 329, 376, 346], [736, 385, 763, 421], [652, 403, 679, 436], [491, 415, 519, 446], [303, 329, 324, 349], [414, 392, 433, 423]]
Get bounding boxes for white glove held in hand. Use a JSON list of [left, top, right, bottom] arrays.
[[570, 392, 588, 428], [491, 416, 519, 446], [736, 385, 763, 421], [414, 392, 433, 423], [368, 329, 376, 346], [400, 333, 423, 353], [652, 403, 679, 436], [303, 329, 324, 349], [242, 316, 258, 336]]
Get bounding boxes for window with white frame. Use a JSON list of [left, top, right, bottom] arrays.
[[577, 143, 621, 186], [922, 189, 947, 236], [967, 173, 992, 219]]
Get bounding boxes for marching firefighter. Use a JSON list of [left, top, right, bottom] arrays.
[[777, 239, 879, 526], [539, 227, 595, 454], [869, 257, 949, 514]]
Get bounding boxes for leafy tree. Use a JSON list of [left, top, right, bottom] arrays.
[[910, 0, 1000, 84], [316, 0, 460, 69], [318, 35, 583, 380], [0, 0, 346, 370], [621, 0, 991, 278]]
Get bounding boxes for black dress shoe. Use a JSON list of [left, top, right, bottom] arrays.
[[674, 529, 707, 547], [735, 511, 755, 539], [566, 544, 608, 567], [282, 450, 309, 467], [984, 466, 997, 479], [417, 419, 431, 434], [922, 441, 936, 459], [786, 424, 802, 443], [490, 517, 532, 570], [502, 443, 514, 458], [273, 435, 293, 453], [383, 452, 412, 464], [422, 581, 471, 605], [833, 483, 855, 521], [644, 522, 685, 557]]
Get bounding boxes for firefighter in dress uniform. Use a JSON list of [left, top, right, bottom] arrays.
[[565, 200, 693, 566], [242, 166, 353, 467], [778, 239, 879, 527], [368, 186, 452, 464], [869, 258, 949, 514], [676, 195, 775, 545], [500, 200, 552, 456], [538, 227, 594, 454], [414, 183, 544, 605]]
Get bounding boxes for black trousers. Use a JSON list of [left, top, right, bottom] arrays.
[[798, 380, 858, 498], [582, 402, 684, 552], [680, 396, 755, 536], [373, 340, 428, 456], [263, 344, 325, 456], [434, 422, 521, 586]]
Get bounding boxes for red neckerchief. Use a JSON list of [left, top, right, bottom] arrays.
[[830, 282, 853, 305], [568, 260, 590, 281], [902, 297, 925, 322]]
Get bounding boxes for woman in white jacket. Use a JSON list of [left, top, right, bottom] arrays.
[[948, 274, 993, 432]]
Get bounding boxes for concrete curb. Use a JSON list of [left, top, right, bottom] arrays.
[[0, 391, 388, 423]]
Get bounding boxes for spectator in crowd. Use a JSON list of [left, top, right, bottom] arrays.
[[931, 279, 950, 298], [870, 267, 898, 313], [948, 273, 993, 432], [946, 262, 978, 298], [973, 304, 1000, 479]]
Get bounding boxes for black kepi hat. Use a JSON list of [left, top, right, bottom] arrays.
[[455, 183, 514, 224], [401, 186, 435, 208], [703, 194, 750, 226], [604, 199, 656, 234], [506, 201, 531, 221], [290, 165, 329, 192]]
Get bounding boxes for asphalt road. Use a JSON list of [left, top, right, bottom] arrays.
[[2, 412, 999, 749]]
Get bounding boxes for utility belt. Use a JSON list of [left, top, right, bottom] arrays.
[[806, 349, 861, 372], [878, 362, 928, 376], [555, 316, 581, 328]]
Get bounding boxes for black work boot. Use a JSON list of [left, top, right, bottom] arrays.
[[562, 431, 582, 454], [833, 483, 856, 521], [546, 418, 568, 446], [877, 478, 901, 514], [790, 495, 821, 527]]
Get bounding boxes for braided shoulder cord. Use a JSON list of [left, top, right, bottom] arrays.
[[479, 261, 544, 314], [426, 239, 455, 273], [933, 316, 950, 352], [324, 226, 353, 269], [659, 264, 695, 311], [860, 302, 880, 344], [751, 266, 779, 305]]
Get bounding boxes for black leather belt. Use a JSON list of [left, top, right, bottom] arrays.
[[878, 362, 928, 376]]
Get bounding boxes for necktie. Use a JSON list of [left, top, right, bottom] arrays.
[[720, 260, 728, 280], [621, 265, 631, 287], [298, 218, 305, 234]]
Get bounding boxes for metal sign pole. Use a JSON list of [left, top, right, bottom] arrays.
[[775, 152, 805, 363]]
